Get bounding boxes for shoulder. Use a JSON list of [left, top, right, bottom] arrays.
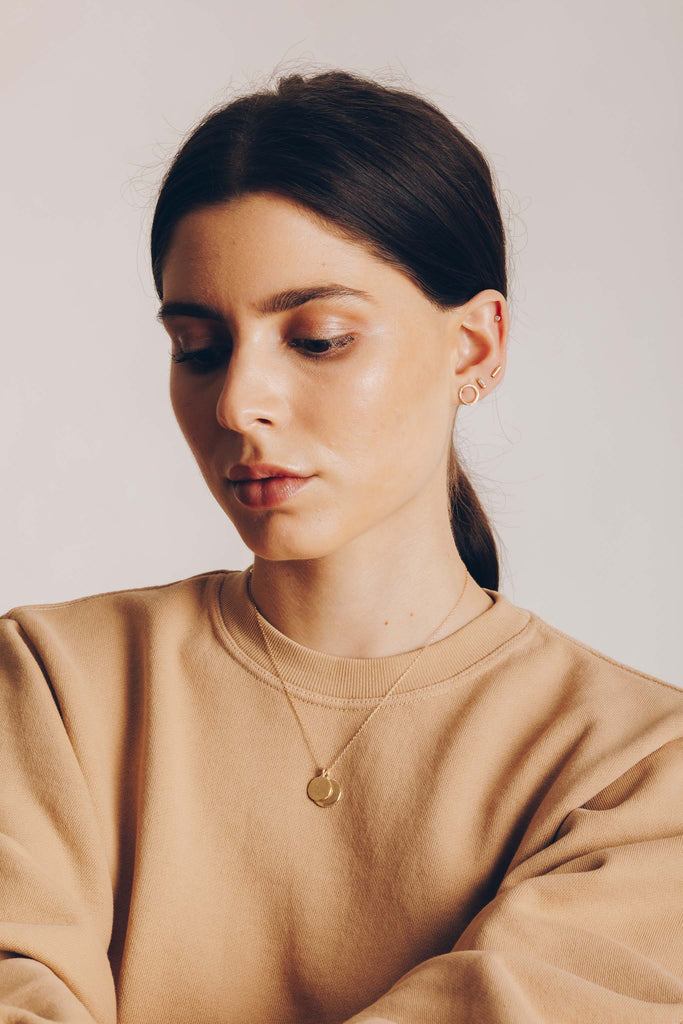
[[3, 569, 229, 618], [488, 601, 683, 823], [0, 569, 238, 657], [504, 604, 683, 780], [523, 608, 682, 700], [0, 571, 246, 729]]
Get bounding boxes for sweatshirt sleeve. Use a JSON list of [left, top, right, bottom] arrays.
[[343, 734, 683, 1024], [0, 616, 117, 1023]]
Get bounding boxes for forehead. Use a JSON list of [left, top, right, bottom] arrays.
[[159, 194, 434, 322], [161, 194, 380, 297]]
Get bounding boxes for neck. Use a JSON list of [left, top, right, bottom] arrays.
[[248, 496, 494, 658]]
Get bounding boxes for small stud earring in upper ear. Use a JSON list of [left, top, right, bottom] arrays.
[[494, 315, 501, 321]]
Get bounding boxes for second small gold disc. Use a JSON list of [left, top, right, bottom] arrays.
[[307, 773, 342, 807], [318, 777, 342, 806]]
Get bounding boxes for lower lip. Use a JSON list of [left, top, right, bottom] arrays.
[[232, 476, 313, 509]]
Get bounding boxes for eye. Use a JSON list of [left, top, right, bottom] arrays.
[[170, 333, 355, 373], [170, 347, 228, 374], [290, 334, 355, 358]]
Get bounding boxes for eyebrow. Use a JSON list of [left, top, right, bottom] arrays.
[[156, 284, 374, 323]]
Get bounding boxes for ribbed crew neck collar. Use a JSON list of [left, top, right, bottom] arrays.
[[215, 567, 532, 703]]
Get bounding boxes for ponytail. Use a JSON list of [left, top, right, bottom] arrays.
[[448, 446, 499, 591]]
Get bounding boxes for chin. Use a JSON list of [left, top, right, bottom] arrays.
[[238, 533, 340, 565], [228, 514, 349, 565]]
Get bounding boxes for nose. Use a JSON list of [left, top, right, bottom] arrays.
[[214, 341, 288, 434]]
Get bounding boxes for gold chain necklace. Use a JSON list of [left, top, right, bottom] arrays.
[[247, 566, 470, 807]]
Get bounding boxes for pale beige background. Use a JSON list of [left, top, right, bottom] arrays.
[[1, 0, 681, 684]]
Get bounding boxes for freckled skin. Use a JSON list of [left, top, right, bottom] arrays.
[[160, 192, 507, 656]]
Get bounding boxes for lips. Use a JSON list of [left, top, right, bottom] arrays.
[[228, 462, 307, 482], [232, 475, 313, 509]]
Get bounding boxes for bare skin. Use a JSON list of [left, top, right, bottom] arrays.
[[160, 193, 508, 657]]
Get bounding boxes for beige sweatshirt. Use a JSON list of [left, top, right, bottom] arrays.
[[0, 568, 682, 1024]]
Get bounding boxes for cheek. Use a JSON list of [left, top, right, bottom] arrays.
[[309, 352, 444, 477], [169, 375, 191, 435], [169, 376, 214, 458], [309, 363, 393, 463]]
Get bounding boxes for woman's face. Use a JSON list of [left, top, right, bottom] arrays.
[[160, 193, 475, 563]]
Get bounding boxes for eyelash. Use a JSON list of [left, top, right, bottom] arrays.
[[170, 334, 355, 372]]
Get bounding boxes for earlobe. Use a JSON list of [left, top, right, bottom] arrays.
[[458, 382, 482, 406]]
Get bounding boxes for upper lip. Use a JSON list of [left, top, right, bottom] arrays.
[[228, 463, 309, 482]]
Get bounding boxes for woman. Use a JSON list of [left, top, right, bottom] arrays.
[[1, 70, 681, 1024]]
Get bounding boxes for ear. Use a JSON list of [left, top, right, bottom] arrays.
[[448, 289, 508, 407]]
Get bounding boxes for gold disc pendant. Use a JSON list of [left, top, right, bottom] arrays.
[[307, 772, 342, 807]]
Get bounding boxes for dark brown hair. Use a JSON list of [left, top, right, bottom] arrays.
[[151, 70, 506, 590]]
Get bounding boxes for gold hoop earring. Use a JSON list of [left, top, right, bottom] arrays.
[[458, 382, 480, 406]]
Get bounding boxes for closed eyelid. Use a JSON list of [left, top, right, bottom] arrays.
[[164, 317, 356, 347]]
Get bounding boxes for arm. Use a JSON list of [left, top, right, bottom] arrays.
[[343, 738, 683, 1023], [0, 617, 116, 1023]]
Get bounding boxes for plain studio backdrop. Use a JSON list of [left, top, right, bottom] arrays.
[[1, 0, 681, 685]]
